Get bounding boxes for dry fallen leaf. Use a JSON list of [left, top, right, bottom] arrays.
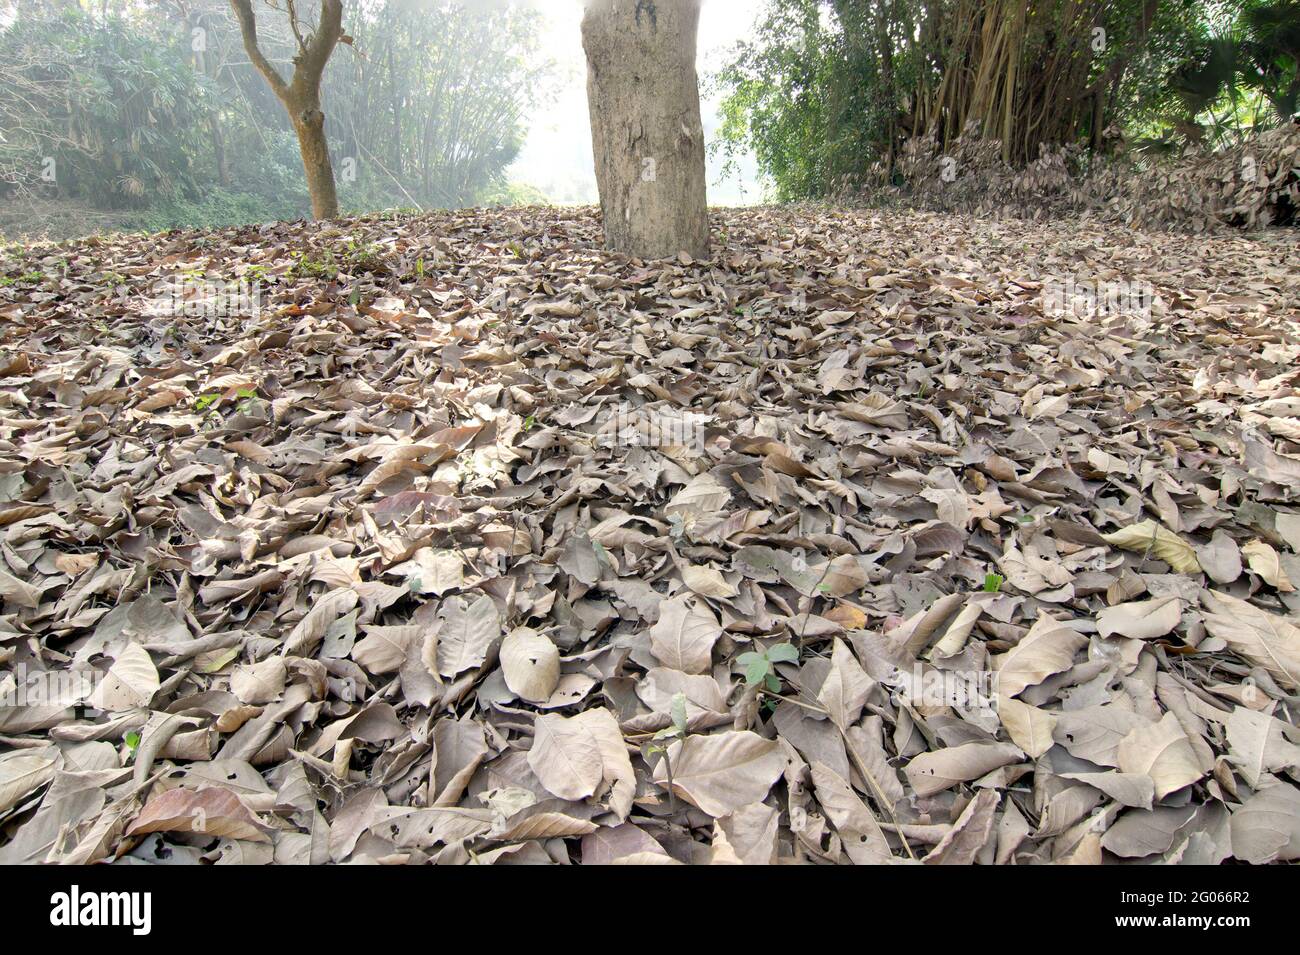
[[500, 628, 560, 703], [652, 731, 786, 817]]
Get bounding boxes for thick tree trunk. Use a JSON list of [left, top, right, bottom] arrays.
[[581, 0, 709, 260], [291, 101, 340, 220]]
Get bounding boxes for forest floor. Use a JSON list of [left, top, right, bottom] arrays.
[[1, 206, 1299, 865]]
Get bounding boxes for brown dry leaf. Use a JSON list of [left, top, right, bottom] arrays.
[[90, 643, 159, 712], [1241, 540, 1294, 591], [924, 789, 1000, 865], [904, 741, 1024, 798], [992, 614, 1086, 699], [817, 638, 874, 729], [809, 760, 892, 863], [435, 594, 501, 678], [1201, 590, 1300, 690], [648, 594, 721, 674], [1230, 783, 1300, 864], [499, 628, 560, 704], [526, 712, 604, 802], [125, 786, 272, 842], [0, 750, 57, 815], [1096, 596, 1184, 640], [569, 707, 635, 821], [231, 656, 288, 705], [1225, 707, 1300, 788], [996, 695, 1057, 759], [1116, 711, 1205, 799], [652, 731, 786, 817]]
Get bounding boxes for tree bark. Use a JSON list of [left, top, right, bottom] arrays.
[[292, 102, 339, 220], [581, 0, 709, 260], [230, 0, 344, 220]]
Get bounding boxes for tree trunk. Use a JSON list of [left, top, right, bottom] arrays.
[[292, 101, 340, 220], [581, 0, 709, 260], [229, 0, 343, 221]]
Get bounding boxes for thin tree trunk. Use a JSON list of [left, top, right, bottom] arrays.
[[581, 0, 709, 260], [229, 0, 343, 220]]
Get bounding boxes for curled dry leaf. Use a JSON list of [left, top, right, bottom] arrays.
[[1101, 520, 1201, 575]]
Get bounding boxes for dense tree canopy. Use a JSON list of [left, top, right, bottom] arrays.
[[713, 0, 1300, 200]]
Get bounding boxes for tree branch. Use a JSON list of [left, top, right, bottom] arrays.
[[228, 0, 290, 102]]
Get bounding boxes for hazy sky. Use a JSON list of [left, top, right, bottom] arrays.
[[506, 0, 765, 206]]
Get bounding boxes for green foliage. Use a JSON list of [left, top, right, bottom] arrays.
[[0, 6, 214, 206], [713, 0, 1295, 200], [738, 642, 799, 691]]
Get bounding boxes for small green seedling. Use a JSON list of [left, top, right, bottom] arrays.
[[235, 387, 259, 414], [738, 642, 799, 692], [644, 692, 689, 811], [650, 692, 689, 748], [194, 392, 220, 413], [983, 572, 1004, 593], [125, 731, 141, 754]]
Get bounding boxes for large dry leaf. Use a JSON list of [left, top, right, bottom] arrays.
[[500, 628, 560, 703], [1116, 711, 1205, 799], [125, 786, 272, 842], [1102, 520, 1201, 574], [1201, 590, 1300, 690], [0, 750, 57, 815], [90, 642, 159, 712], [1241, 539, 1294, 591], [996, 695, 1057, 759], [904, 741, 1024, 798], [652, 731, 786, 817], [570, 707, 636, 821], [231, 656, 288, 705], [992, 614, 1086, 699], [282, 588, 359, 656], [924, 789, 1000, 865], [1195, 531, 1242, 585], [1053, 705, 1145, 767], [809, 760, 892, 864], [714, 802, 780, 865], [648, 594, 721, 674], [526, 712, 605, 802], [1229, 783, 1300, 864], [1225, 707, 1300, 788], [1100, 805, 1196, 858], [435, 594, 501, 678], [817, 637, 874, 729], [1095, 596, 1183, 641]]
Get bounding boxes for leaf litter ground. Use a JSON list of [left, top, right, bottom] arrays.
[[1, 206, 1299, 865]]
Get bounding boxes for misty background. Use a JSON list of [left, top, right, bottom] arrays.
[[0, 0, 763, 240]]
